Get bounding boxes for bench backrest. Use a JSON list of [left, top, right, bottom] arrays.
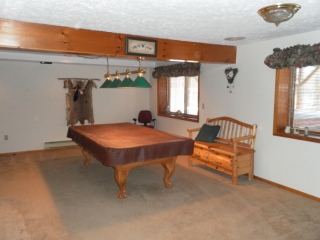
[[206, 117, 257, 149]]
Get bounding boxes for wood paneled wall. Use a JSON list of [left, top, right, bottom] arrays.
[[0, 19, 236, 63]]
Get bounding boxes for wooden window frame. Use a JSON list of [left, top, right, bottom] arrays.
[[273, 69, 320, 143], [157, 77, 199, 123]]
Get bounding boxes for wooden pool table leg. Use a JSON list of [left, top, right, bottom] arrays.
[[161, 157, 177, 189], [81, 147, 91, 165], [112, 156, 177, 199], [113, 166, 129, 199]]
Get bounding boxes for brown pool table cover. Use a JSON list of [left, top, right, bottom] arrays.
[[67, 122, 194, 166]]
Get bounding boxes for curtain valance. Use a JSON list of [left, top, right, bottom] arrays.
[[152, 62, 201, 78], [264, 43, 320, 69]]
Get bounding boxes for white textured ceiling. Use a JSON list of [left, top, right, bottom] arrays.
[[1, 0, 320, 47]]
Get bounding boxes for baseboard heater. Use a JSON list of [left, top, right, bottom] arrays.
[[44, 140, 78, 149]]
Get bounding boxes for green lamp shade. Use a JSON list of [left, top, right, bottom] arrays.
[[100, 79, 112, 88], [130, 76, 152, 88], [118, 77, 133, 87], [108, 78, 122, 88]]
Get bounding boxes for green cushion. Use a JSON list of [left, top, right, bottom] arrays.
[[195, 124, 220, 142]]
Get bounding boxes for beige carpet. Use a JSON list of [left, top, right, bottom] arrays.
[[0, 148, 319, 240]]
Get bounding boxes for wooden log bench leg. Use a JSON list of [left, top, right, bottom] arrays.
[[232, 157, 238, 185], [248, 154, 254, 181]]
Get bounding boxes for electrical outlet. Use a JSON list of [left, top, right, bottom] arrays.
[[4, 135, 8, 140], [202, 103, 205, 109]]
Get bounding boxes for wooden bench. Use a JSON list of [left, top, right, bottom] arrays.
[[187, 117, 257, 185]]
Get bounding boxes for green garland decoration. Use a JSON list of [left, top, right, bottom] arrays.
[[264, 43, 320, 69], [152, 63, 200, 78]]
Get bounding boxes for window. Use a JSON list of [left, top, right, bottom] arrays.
[[157, 76, 199, 122], [273, 66, 320, 143], [291, 66, 320, 132], [169, 76, 198, 115]]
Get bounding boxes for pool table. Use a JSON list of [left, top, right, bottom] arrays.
[[67, 122, 194, 199]]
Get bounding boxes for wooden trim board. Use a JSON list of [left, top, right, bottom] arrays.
[[254, 176, 320, 202], [0, 19, 236, 63]]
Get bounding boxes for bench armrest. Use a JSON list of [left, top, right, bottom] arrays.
[[187, 127, 201, 138], [232, 135, 254, 142], [187, 127, 201, 132], [232, 135, 255, 151]]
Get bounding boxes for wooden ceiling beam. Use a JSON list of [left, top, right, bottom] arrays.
[[0, 19, 236, 63]]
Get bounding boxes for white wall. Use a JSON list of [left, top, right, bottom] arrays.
[[236, 31, 320, 199], [151, 30, 320, 198], [0, 61, 151, 153], [1, 30, 319, 198]]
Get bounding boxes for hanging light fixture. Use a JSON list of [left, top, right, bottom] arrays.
[[101, 56, 151, 88], [130, 57, 152, 88], [108, 72, 122, 88], [100, 76, 112, 88], [100, 57, 112, 88], [258, 3, 301, 27], [100, 79, 112, 88], [118, 70, 134, 87]]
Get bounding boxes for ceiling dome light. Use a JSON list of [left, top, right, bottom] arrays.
[[258, 3, 301, 27]]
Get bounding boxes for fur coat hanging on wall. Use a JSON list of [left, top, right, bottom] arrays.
[[65, 79, 96, 126]]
